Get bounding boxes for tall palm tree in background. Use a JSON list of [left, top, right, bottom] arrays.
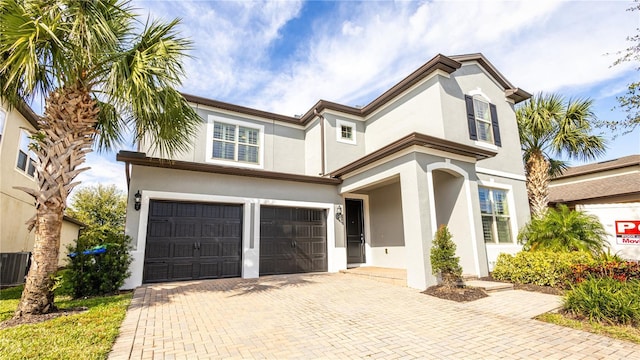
[[516, 93, 606, 218], [0, 0, 201, 317]]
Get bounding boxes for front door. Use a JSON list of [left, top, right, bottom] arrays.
[[345, 199, 365, 264]]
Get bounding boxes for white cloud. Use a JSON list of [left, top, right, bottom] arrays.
[[77, 0, 638, 189], [73, 152, 127, 195]]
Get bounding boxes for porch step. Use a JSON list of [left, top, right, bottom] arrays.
[[464, 280, 514, 293], [340, 267, 407, 287]]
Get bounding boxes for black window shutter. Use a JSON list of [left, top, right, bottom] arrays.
[[465, 95, 477, 141], [489, 103, 501, 147]]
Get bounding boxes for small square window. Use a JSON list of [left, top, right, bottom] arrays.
[[336, 119, 357, 145], [341, 125, 352, 140]]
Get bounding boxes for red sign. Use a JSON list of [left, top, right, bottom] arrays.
[[616, 221, 640, 245]]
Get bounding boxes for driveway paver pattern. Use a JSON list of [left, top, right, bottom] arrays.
[[109, 273, 640, 359]]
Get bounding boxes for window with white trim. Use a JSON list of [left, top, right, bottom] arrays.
[[206, 116, 264, 168], [473, 98, 493, 143], [464, 93, 501, 146], [0, 109, 6, 145], [479, 187, 512, 243], [336, 119, 356, 145], [17, 129, 37, 177]]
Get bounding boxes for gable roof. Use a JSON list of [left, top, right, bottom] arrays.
[[184, 53, 531, 126], [548, 155, 640, 204], [553, 155, 640, 179]]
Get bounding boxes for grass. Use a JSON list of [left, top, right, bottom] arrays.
[[0, 285, 132, 360], [538, 313, 640, 345]]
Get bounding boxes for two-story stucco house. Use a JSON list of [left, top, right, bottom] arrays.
[[0, 100, 84, 286], [119, 53, 531, 290]]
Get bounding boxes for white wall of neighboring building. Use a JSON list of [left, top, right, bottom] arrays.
[[577, 203, 640, 261]]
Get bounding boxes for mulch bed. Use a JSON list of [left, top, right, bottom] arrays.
[[0, 307, 88, 330], [423, 285, 488, 302]]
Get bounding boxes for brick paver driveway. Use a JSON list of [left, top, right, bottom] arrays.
[[109, 273, 640, 359]]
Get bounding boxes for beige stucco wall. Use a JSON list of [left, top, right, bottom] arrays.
[[323, 113, 366, 173], [364, 75, 445, 154], [0, 103, 38, 258], [143, 106, 307, 174], [440, 63, 526, 177], [59, 220, 81, 266]]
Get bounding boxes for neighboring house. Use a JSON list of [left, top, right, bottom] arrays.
[[0, 100, 84, 287], [119, 53, 532, 290], [549, 155, 640, 260]]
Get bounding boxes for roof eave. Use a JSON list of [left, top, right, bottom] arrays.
[[116, 151, 342, 186], [330, 132, 496, 178]]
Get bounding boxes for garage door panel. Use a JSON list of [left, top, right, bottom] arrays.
[[199, 240, 220, 257], [221, 261, 241, 277], [148, 221, 171, 238], [172, 241, 196, 258], [144, 200, 242, 283], [145, 241, 171, 259], [143, 263, 169, 282], [221, 240, 240, 257], [260, 206, 327, 276], [198, 262, 220, 279], [171, 263, 195, 280], [175, 203, 198, 217]]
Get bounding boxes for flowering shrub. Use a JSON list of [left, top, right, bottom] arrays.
[[570, 261, 640, 284]]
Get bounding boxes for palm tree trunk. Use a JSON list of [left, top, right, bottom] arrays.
[[14, 84, 97, 317], [14, 208, 63, 315], [525, 150, 551, 218]]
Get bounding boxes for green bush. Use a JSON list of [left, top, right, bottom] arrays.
[[430, 224, 462, 287], [519, 204, 609, 256], [492, 251, 594, 288], [564, 277, 640, 325], [65, 228, 132, 298], [570, 261, 640, 283]]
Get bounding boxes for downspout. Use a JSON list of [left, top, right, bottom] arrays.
[[314, 108, 326, 176], [124, 161, 131, 190]]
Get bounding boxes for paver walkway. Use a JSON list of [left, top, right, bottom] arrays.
[[109, 273, 640, 359]]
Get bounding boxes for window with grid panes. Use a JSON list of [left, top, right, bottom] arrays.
[[473, 98, 493, 143], [212, 122, 260, 164], [16, 129, 37, 177], [479, 187, 512, 243]]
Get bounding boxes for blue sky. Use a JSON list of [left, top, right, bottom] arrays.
[[73, 0, 640, 192]]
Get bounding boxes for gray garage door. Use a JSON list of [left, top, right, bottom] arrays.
[[260, 206, 327, 276], [143, 200, 242, 283]]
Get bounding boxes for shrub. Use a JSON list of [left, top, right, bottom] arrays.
[[65, 228, 132, 298], [570, 261, 640, 284], [563, 277, 640, 325], [492, 251, 594, 288], [519, 204, 609, 256], [430, 225, 462, 287]]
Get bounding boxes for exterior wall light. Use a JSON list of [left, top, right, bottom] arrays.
[[134, 190, 142, 211], [336, 205, 344, 223]]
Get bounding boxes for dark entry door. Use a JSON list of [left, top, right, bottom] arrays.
[[143, 200, 242, 283], [346, 199, 365, 264], [260, 206, 327, 275]]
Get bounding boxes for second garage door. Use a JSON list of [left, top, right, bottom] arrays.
[[260, 206, 327, 276], [143, 200, 243, 283]]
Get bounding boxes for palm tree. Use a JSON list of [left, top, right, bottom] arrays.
[[0, 0, 200, 317], [519, 204, 609, 255], [516, 93, 606, 218]]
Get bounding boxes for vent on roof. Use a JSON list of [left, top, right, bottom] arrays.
[[354, 105, 363, 109], [294, 114, 301, 118]]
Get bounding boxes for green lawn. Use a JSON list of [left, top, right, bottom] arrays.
[[538, 313, 640, 345], [0, 285, 132, 360]]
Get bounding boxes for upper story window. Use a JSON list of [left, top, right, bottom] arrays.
[[0, 109, 6, 145], [17, 129, 37, 178], [336, 119, 357, 145], [479, 187, 512, 244], [206, 115, 264, 169], [465, 94, 501, 147]]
